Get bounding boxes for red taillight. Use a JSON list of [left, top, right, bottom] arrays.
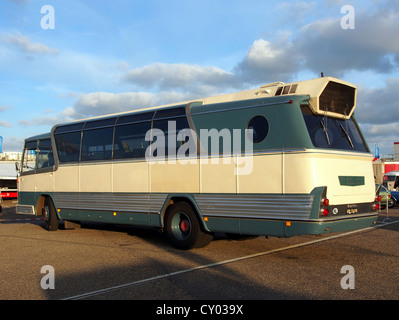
[[371, 203, 379, 210], [319, 188, 329, 217], [322, 198, 329, 206], [320, 197, 329, 216], [320, 208, 329, 216], [376, 195, 382, 202]]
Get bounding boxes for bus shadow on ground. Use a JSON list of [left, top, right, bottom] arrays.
[[42, 226, 311, 301]]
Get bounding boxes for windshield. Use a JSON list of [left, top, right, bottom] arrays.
[[21, 138, 54, 173], [301, 105, 369, 152]]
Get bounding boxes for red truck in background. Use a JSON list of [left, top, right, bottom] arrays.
[[0, 162, 17, 200]]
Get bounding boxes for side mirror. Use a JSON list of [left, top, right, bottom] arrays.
[[15, 161, 20, 172]]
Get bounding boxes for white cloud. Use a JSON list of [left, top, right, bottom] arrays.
[[0, 105, 11, 112], [1, 32, 59, 55], [0, 106, 13, 128], [68, 91, 196, 120], [359, 122, 399, 156], [0, 136, 24, 152], [18, 115, 66, 127], [15, 90, 194, 126], [234, 38, 300, 84], [123, 63, 240, 95], [72, 92, 155, 118], [231, 2, 399, 84], [0, 121, 13, 128], [356, 78, 399, 125], [294, 7, 399, 76], [277, 1, 317, 23]]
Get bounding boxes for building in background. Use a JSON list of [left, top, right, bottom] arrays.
[[373, 142, 399, 184], [0, 152, 23, 161], [395, 142, 399, 161]]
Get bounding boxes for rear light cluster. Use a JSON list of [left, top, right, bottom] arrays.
[[371, 203, 380, 211], [320, 198, 330, 216], [371, 195, 381, 211]]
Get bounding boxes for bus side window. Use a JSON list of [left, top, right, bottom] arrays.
[[152, 117, 191, 156], [54, 132, 81, 163], [247, 115, 269, 143], [114, 122, 151, 159], [37, 139, 54, 169], [152, 107, 192, 157], [81, 127, 114, 161]]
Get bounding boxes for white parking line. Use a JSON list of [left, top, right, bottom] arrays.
[[62, 219, 399, 300]]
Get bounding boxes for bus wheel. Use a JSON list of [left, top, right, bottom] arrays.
[[165, 202, 213, 250], [44, 197, 59, 231]]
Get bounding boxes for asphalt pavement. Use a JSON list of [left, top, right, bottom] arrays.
[[1, 198, 398, 303]]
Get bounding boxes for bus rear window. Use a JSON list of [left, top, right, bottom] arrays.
[[301, 105, 369, 152]]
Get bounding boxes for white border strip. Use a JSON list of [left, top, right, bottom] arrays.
[[62, 220, 399, 300]]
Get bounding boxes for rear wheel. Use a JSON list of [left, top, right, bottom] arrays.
[[165, 202, 213, 249], [44, 197, 59, 231]]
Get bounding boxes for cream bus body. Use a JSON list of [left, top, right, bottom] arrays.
[[17, 77, 379, 249]]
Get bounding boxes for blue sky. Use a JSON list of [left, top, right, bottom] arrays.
[[0, 0, 399, 156]]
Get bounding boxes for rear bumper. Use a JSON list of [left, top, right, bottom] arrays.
[[283, 213, 379, 237], [204, 213, 379, 238]]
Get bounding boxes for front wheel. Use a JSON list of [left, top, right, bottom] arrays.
[[165, 202, 213, 250], [44, 197, 59, 231]]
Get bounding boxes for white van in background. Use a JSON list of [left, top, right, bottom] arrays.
[[383, 170, 399, 191]]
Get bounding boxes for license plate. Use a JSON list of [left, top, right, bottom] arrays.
[[346, 208, 358, 214]]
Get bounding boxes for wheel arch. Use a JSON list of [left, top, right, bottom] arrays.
[[160, 194, 209, 232], [35, 193, 59, 218]]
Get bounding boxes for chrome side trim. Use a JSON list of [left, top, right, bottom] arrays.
[[53, 192, 167, 214], [194, 194, 314, 220], [149, 193, 169, 213], [50, 192, 376, 222], [307, 212, 379, 222], [53, 192, 315, 220]]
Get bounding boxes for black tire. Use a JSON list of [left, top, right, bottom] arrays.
[[44, 197, 59, 231], [165, 202, 213, 250]]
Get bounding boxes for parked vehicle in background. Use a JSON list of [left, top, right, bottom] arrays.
[[383, 170, 399, 191], [376, 184, 393, 208], [390, 190, 399, 207], [0, 161, 18, 199]]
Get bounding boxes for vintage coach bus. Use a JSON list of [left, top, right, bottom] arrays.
[[16, 76, 379, 249]]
